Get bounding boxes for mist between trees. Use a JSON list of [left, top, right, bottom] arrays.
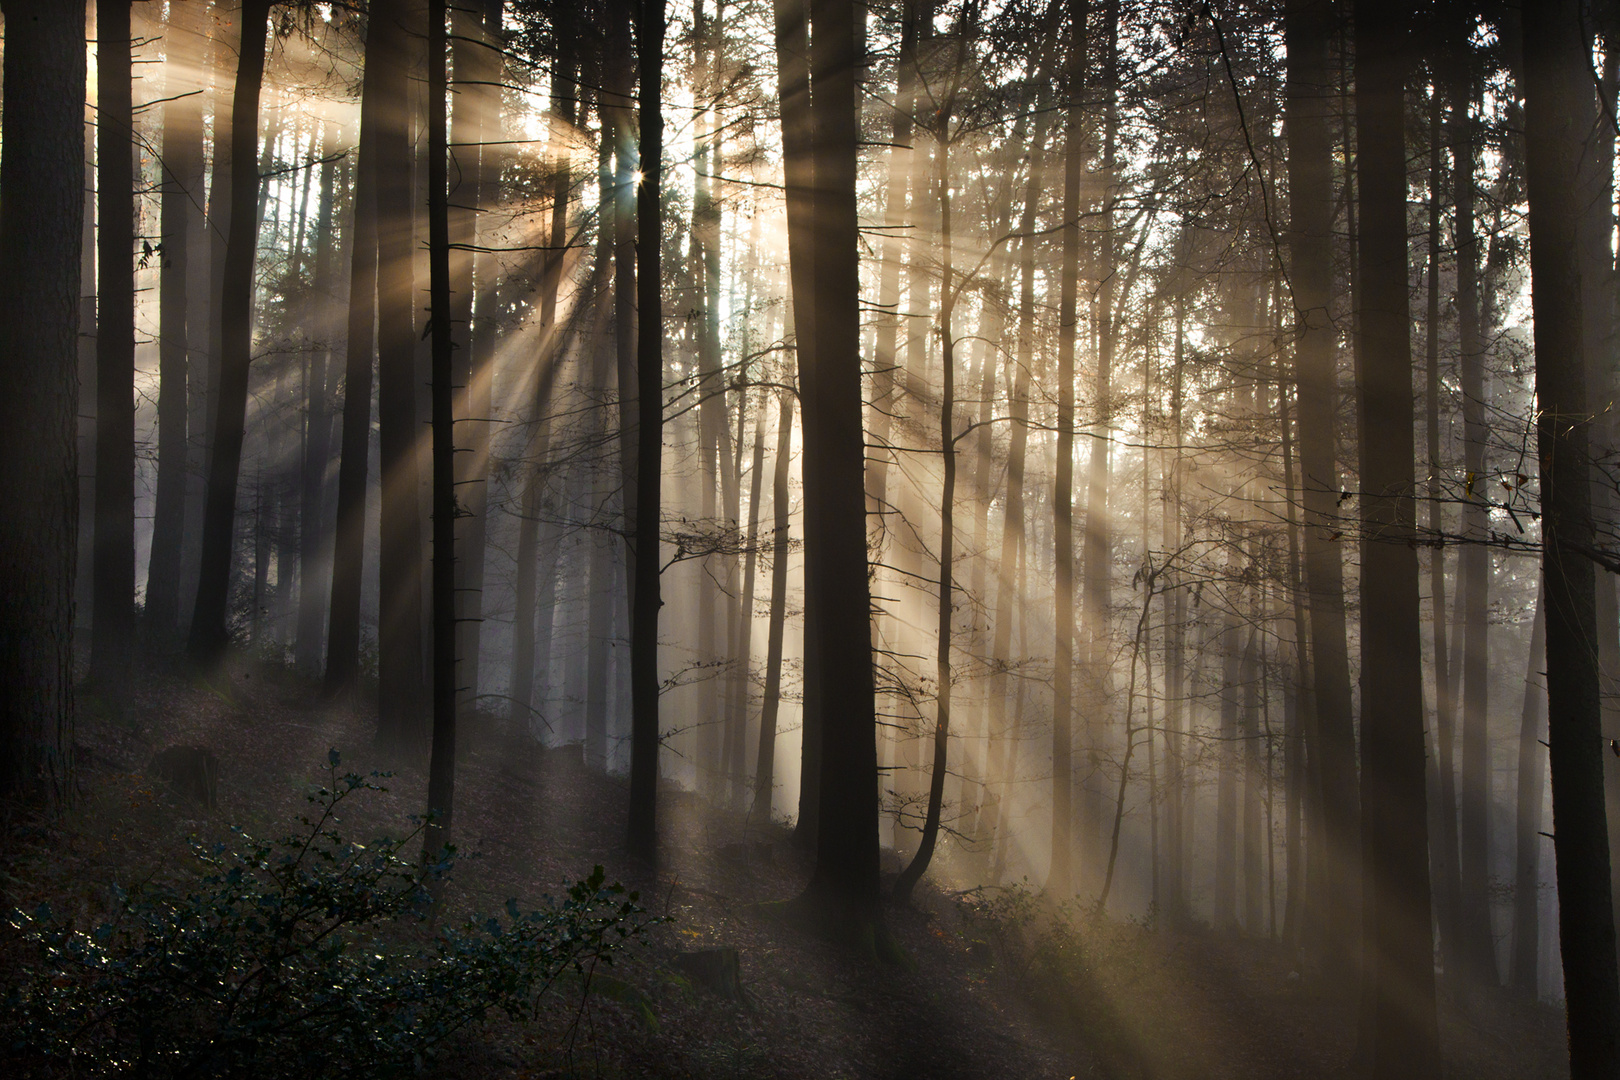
[[2, 0, 1620, 1074]]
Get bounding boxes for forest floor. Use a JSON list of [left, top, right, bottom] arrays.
[[1, 656, 1573, 1080]]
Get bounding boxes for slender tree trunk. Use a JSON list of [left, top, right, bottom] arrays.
[[1447, 14, 1497, 987], [1420, 85, 1467, 991], [752, 389, 795, 824], [148, 2, 204, 647], [325, 25, 381, 696], [1284, 0, 1359, 987], [1078, 0, 1118, 888], [510, 3, 576, 735], [790, 0, 883, 934], [1353, 2, 1439, 1069], [92, 0, 136, 697], [626, 0, 666, 862], [0, 0, 85, 802], [424, 0, 459, 860], [1510, 589, 1546, 996], [1049, 0, 1089, 898], [1522, 2, 1620, 1071], [895, 110, 956, 905], [188, 0, 273, 666], [373, 0, 428, 748]]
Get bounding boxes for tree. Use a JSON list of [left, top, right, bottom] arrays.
[[147, 0, 206, 647], [0, 0, 86, 802], [626, 0, 666, 862], [91, 0, 137, 699], [1521, 0, 1620, 1071], [1283, 0, 1359, 987], [788, 0, 884, 937], [424, 0, 458, 862], [1352, 0, 1438, 1069], [189, 0, 274, 666], [325, 9, 382, 698]]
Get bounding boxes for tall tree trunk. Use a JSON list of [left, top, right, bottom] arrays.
[[1216, 611, 1240, 930], [1422, 85, 1466, 992], [752, 389, 795, 824], [1447, 9, 1497, 987], [1510, 589, 1546, 996], [1352, 2, 1439, 1069], [626, 0, 666, 862], [895, 106, 956, 905], [92, 0, 136, 697], [790, 0, 883, 934], [510, 1, 576, 735], [188, 0, 273, 666], [1522, 1, 1620, 1071], [295, 122, 341, 677], [1049, 0, 1088, 898], [459, 0, 508, 715], [325, 23, 381, 697], [373, 0, 428, 748], [1079, 0, 1118, 888], [0, 0, 85, 802], [1283, 0, 1359, 987], [424, 0, 459, 860], [148, 2, 204, 647]]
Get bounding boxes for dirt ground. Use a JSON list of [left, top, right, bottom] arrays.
[[0, 660, 1573, 1079]]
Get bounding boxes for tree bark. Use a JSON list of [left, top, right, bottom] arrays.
[[0, 0, 86, 802], [626, 0, 666, 862], [789, 0, 883, 935], [188, 0, 273, 666], [325, 19, 381, 697], [424, 0, 459, 861], [752, 389, 795, 824], [148, 1, 205, 648], [1283, 0, 1360, 987], [373, 0, 428, 749], [1352, 2, 1439, 1070], [1049, 0, 1088, 899], [1510, 589, 1546, 996], [1522, 1, 1620, 1071], [92, 0, 136, 697]]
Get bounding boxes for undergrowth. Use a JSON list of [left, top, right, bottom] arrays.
[[1, 751, 652, 1079]]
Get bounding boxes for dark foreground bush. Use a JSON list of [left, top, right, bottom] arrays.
[[2, 752, 649, 1078]]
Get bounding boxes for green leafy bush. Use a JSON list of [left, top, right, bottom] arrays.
[[2, 752, 649, 1078]]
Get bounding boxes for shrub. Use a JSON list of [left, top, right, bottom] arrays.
[[2, 752, 649, 1078]]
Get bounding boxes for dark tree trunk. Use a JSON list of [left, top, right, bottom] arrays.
[[1079, 0, 1118, 885], [510, 1, 575, 735], [424, 0, 458, 862], [148, 1, 205, 647], [626, 0, 666, 862], [294, 122, 341, 677], [188, 0, 273, 666], [787, 0, 883, 935], [771, 0, 823, 850], [1352, 2, 1439, 1071], [1049, 0, 1088, 899], [1510, 589, 1546, 996], [373, 0, 428, 749], [752, 389, 795, 824], [92, 0, 136, 696], [0, 0, 85, 802], [1283, 0, 1360, 987], [1448, 13, 1497, 987], [895, 106, 956, 905], [325, 20, 382, 697], [1422, 85, 1466, 992], [1522, 1, 1620, 1071]]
